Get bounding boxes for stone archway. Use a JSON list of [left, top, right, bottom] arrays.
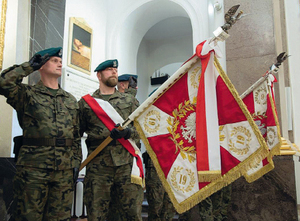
[[106, 0, 207, 75]]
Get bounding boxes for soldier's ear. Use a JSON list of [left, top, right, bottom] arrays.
[[96, 71, 101, 80]]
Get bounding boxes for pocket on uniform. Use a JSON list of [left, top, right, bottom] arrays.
[[64, 100, 79, 110], [115, 102, 132, 110], [61, 100, 79, 125], [26, 95, 53, 119], [115, 102, 133, 118]]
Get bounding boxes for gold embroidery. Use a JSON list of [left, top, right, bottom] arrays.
[[267, 127, 276, 146], [144, 110, 161, 134], [167, 98, 197, 163], [229, 126, 251, 155], [254, 87, 267, 105], [171, 166, 196, 193], [190, 65, 201, 89], [219, 125, 225, 142]]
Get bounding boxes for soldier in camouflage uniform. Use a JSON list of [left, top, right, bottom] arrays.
[[0, 47, 82, 221], [78, 59, 144, 220], [117, 74, 138, 95], [107, 73, 140, 221], [143, 151, 176, 221]]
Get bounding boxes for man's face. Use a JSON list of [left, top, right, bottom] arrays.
[[40, 56, 62, 77], [117, 81, 129, 93], [99, 67, 118, 87]]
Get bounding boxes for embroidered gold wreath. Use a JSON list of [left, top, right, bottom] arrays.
[[267, 127, 276, 146], [254, 87, 267, 105], [229, 126, 251, 155], [190, 65, 201, 89], [167, 98, 197, 163], [252, 112, 267, 120], [144, 109, 161, 134], [219, 125, 225, 142], [170, 166, 196, 193]]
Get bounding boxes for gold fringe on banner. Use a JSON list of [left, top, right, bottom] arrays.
[[131, 174, 145, 188], [198, 170, 222, 182]]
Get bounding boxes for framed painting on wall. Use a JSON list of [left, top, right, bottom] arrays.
[[68, 17, 92, 74]]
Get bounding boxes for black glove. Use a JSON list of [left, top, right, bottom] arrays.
[[128, 76, 137, 89], [73, 167, 79, 187], [110, 127, 132, 140], [29, 53, 50, 71]]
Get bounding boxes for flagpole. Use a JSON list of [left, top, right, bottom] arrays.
[[79, 5, 244, 171], [240, 52, 288, 99], [79, 136, 113, 171], [240, 73, 270, 100]]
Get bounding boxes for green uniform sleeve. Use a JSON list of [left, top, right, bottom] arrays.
[[74, 109, 83, 168], [78, 98, 87, 137], [0, 62, 34, 112], [128, 96, 140, 144]]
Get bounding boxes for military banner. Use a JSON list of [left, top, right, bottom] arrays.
[[131, 39, 269, 213], [242, 73, 281, 182]]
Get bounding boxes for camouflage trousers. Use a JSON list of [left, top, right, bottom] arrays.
[[145, 166, 176, 221], [107, 185, 122, 221], [84, 162, 144, 221], [13, 166, 74, 221], [178, 185, 232, 221]]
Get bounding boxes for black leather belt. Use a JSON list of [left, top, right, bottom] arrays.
[[23, 138, 73, 147]]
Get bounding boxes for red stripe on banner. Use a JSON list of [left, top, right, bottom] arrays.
[[148, 134, 179, 178], [216, 77, 247, 125], [270, 85, 279, 117], [243, 91, 255, 114], [220, 146, 241, 174], [195, 40, 211, 172], [196, 54, 210, 171], [153, 73, 189, 116], [266, 95, 276, 127], [83, 94, 144, 178]]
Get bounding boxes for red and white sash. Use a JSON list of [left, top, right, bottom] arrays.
[[83, 94, 144, 187]]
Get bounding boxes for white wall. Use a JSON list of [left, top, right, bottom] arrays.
[[284, 0, 300, 204], [0, 0, 30, 157], [63, 0, 107, 80], [106, 0, 211, 74], [104, 0, 225, 104]]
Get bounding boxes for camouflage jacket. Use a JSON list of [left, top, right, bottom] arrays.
[[0, 62, 82, 170], [124, 87, 137, 97], [78, 89, 140, 166]]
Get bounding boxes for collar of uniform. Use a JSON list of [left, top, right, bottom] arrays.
[[34, 80, 69, 97], [92, 88, 121, 100]]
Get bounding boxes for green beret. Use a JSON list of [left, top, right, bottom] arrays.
[[35, 47, 62, 58], [118, 74, 138, 82], [94, 59, 118, 72]]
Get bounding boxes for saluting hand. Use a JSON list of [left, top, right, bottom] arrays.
[[29, 53, 50, 71]]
